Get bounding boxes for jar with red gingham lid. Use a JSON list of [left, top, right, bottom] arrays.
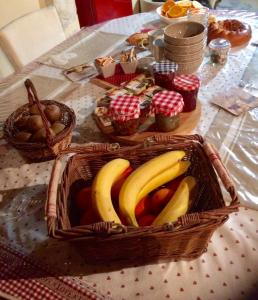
[[152, 60, 178, 90], [173, 74, 200, 112], [109, 95, 140, 135], [152, 90, 184, 132]]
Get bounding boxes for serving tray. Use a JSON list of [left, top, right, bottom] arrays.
[[90, 67, 201, 145]]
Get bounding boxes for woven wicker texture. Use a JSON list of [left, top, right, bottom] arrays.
[[46, 134, 238, 264], [4, 79, 76, 161]]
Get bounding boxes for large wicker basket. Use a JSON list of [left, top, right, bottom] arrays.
[[46, 135, 239, 265], [4, 79, 76, 162]]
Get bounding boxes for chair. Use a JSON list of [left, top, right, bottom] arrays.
[[0, 47, 15, 78], [0, 6, 66, 70]]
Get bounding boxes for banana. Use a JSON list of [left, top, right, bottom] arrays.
[[137, 161, 191, 201], [92, 158, 130, 223], [119, 150, 186, 226], [152, 176, 196, 226]]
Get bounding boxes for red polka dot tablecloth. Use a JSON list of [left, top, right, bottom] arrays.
[[0, 9, 258, 300]]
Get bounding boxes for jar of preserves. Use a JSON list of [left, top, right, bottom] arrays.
[[208, 38, 231, 65], [151, 90, 184, 132], [109, 95, 140, 136], [173, 74, 200, 112], [139, 98, 151, 125], [152, 60, 178, 90]]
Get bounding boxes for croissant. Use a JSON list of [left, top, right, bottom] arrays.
[[126, 32, 149, 49]]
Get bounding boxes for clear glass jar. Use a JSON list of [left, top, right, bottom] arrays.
[[155, 114, 180, 132], [152, 61, 178, 91], [112, 118, 139, 136], [152, 90, 184, 132], [187, 7, 209, 27], [109, 95, 140, 136], [173, 75, 200, 112], [139, 99, 151, 125], [209, 38, 231, 65]]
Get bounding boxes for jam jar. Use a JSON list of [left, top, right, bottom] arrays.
[[152, 60, 178, 90], [109, 95, 140, 136], [173, 74, 200, 112], [139, 98, 151, 125], [208, 38, 231, 65], [151, 90, 184, 132]]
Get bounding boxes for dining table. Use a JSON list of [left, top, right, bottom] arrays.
[[0, 8, 258, 300]]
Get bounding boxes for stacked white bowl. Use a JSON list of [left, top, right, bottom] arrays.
[[164, 21, 206, 74]]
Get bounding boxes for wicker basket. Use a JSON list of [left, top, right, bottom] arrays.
[[46, 135, 239, 265], [4, 79, 76, 162]]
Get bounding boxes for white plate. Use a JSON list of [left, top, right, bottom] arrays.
[[156, 6, 188, 25]]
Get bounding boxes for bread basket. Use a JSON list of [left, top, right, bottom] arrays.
[[45, 135, 239, 265], [4, 79, 76, 161]]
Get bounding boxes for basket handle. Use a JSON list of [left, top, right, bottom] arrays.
[[24, 79, 54, 146], [45, 142, 123, 235], [142, 134, 204, 147], [203, 142, 238, 206]]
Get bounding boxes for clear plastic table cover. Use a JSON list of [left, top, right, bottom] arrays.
[[0, 9, 258, 300]]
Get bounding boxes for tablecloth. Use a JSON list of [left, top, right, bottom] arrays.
[[0, 10, 258, 300]]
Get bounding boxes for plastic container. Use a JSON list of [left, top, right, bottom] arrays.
[[152, 60, 178, 90], [109, 95, 140, 135], [151, 90, 184, 132], [173, 74, 200, 112], [208, 38, 231, 65]]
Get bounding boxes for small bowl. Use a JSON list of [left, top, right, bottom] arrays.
[[164, 39, 206, 55], [164, 21, 206, 45], [164, 48, 204, 63], [156, 6, 188, 25]]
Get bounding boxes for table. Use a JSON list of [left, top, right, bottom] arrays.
[[0, 10, 258, 300]]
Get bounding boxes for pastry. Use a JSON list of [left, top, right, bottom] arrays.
[[208, 19, 252, 47], [126, 32, 149, 49]]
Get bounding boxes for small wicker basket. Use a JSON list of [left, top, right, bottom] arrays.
[[46, 135, 239, 265], [4, 79, 76, 161]]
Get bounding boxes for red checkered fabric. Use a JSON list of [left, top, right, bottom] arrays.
[[174, 74, 200, 91], [152, 90, 184, 117], [0, 240, 107, 300], [109, 94, 140, 121], [152, 60, 178, 75]]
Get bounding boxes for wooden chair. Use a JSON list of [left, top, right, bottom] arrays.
[[0, 6, 66, 70]]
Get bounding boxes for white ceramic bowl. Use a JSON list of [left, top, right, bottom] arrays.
[[156, 6, 188, 25]]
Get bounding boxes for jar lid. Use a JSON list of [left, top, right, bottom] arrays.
[[152, 60, 178, 75], [174, 74, 200, 91], [152, 90, 184, 117], [208, 38, 231, 50], [109, 95, 140, 121]]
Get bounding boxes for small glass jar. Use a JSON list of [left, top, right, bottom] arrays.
[[173, 75, 200, 112], [109, 95, 140, 136], [151, 90, 184, 132], [155, 113, 180, 132], [139, 99, 151, 125], [152, 60, 178, 91], [187, 7, 209, 27], [209, 38, 231, 65]]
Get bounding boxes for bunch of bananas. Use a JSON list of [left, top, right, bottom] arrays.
[[90, 150, 196, 227]]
